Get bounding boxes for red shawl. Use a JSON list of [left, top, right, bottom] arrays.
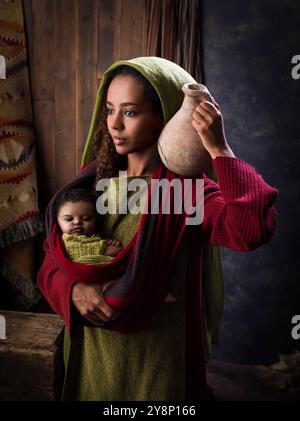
[[42, 161, 203, 335], [38, 157, 278, 339]]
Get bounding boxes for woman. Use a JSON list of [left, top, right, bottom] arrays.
[[37, 57, 278, 400]]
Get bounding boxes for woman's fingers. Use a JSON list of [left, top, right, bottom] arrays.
[[86, 304, 120, 325], [211, 97, 220, 109], [71, 282, 120, 323], [197, 100, 218, 115], [96, 295, 116, 319], [193, 108, 210, 126], [82, 311, 107, 326], [82, 304, 119, 326], [74, 296, 111, 322], [193, 101, 222, 128]]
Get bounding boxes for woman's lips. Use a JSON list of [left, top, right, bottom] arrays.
[[113, 137, 126, 146]]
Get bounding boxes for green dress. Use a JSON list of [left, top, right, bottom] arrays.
[[62, 176, 188, 400]]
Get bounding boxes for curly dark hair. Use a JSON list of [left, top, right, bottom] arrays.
[[54, 188, 96, 217], [93, 66, 163, 186]]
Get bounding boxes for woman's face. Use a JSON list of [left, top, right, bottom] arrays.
[[106, 75, 163, 156]]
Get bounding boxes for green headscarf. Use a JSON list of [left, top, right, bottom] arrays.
[[81, 56, 224, 352], [81, 56, 196, 166]]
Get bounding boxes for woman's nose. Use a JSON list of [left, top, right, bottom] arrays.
[[111, 111, 124, 131]]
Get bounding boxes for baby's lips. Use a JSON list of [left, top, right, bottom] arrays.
[[72, 229, 83, 234]]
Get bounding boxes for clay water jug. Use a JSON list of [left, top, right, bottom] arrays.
[[158, 83, 213, 176]]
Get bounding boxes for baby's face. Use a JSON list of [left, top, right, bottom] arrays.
[[57, 200, 97, 236]]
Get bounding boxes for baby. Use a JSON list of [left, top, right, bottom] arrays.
[[55, 188, 122, 264], [55, 188, 176, 302]]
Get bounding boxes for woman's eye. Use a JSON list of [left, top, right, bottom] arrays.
[[106, 108, 114, 115], [125, 110, 136, 117]]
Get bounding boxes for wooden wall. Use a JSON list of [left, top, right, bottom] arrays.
[[22, 0, 147, 210]]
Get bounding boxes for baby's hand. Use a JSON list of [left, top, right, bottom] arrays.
[[106, 239, 121, 248], [104, 239, 122, 257]]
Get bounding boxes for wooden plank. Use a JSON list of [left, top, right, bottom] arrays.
[[0, 347, 56, 387], [34, 100, 56, 206], [98, 0, 119, 78], [0, 385, 54, 401], [22, 0, 33, 73], [31, 0, 55, 101], [76, 0, 99, 172], [27, 0, 56, 208], [0, 311, 64, 348], [54, 0, 77, 190], [23, 0, 148, 206], [0, 311, 64, 401], [119, 0, 146, 60]]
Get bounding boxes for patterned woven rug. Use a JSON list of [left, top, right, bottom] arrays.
[[0, 0, 44, 309]]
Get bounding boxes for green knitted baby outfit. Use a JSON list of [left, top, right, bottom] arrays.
[[62, 233, 112, 264]]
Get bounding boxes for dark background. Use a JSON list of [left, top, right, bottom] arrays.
[[202, 0, 300, 364]]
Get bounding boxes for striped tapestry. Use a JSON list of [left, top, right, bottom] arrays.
[[0, 0, 44, 309]]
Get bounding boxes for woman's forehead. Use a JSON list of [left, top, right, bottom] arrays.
[[106, 75, 145, 104]]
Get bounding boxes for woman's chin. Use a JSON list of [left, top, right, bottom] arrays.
[[114, 145, 130, 155]]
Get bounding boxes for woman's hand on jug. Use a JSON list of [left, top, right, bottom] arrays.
[[192, 99, 235, 159]]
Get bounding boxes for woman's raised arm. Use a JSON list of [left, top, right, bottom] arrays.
[[200, 156, 278, 251]]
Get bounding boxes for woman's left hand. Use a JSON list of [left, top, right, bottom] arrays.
[[192, 99, 235, 159]]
